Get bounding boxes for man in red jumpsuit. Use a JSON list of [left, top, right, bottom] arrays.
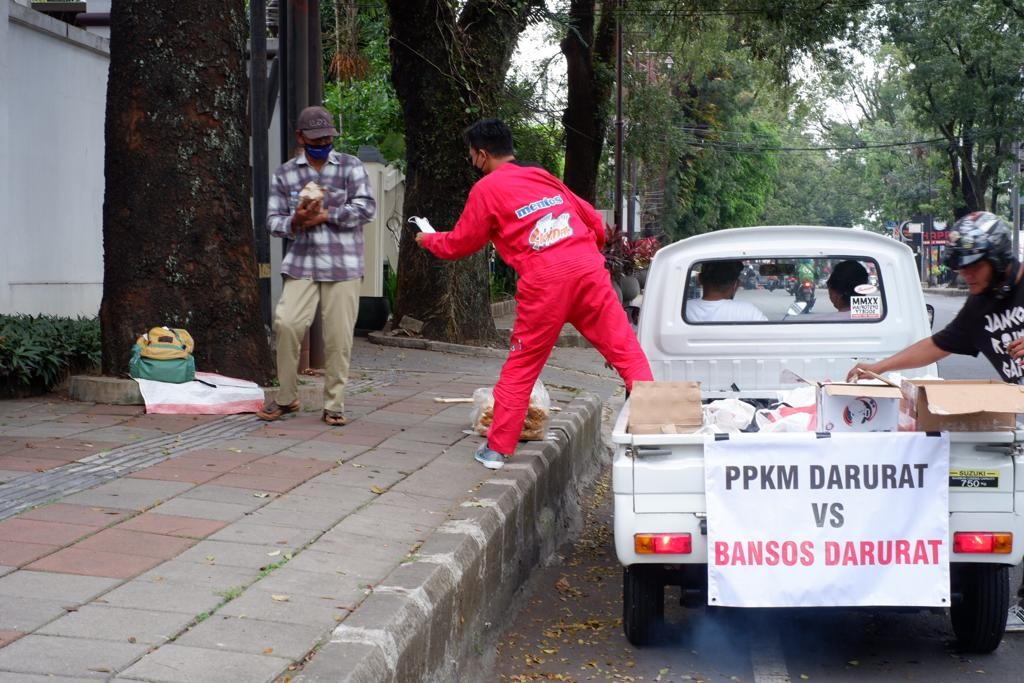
[[416, 118, 653, 469]]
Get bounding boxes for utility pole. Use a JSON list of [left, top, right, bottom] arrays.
[[613, 0, 624, 232], [250, 0, 272, 333], [1013, 140, 1022, 260]]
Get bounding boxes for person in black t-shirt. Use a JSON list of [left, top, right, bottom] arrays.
[[847, 211, 1024, 630]]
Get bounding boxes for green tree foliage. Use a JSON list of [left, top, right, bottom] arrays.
[[882, 0, 1024, 213], [321, 2, 405, 162]]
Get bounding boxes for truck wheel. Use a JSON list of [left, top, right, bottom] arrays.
[[623, 565, 663, 645], [950, 563, 1008, 653]]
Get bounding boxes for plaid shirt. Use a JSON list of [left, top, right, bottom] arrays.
[[268, 150, 376, 281]]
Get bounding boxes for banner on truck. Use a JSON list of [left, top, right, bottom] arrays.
[[706, 431, 950, 607]]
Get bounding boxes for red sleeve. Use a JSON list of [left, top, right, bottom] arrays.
[[419, 185, 494, 260]]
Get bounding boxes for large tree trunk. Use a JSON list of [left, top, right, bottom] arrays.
[[386, 0, 539, 343], [100, 0, 273, 382], [561, 0, 617, 204]]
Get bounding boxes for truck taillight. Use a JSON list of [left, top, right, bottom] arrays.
[[953, 532, 1012, 554], [635, 533, 692, 554]]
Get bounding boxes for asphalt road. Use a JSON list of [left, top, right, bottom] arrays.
[[483, 291, 1024, 683]]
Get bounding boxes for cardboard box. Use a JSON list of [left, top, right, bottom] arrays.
[[628, 381, 703, 434], [899, 379, 1024, 432], [817, 383, 902, 433]]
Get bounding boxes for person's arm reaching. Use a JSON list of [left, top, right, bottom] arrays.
[[847, 337, 949, 382], [417, 187, 493, 260]]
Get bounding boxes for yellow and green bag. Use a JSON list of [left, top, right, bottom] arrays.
[[129, 327, 196, 383]]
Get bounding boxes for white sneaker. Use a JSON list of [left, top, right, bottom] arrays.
[[1006, 604, 1024, 632]]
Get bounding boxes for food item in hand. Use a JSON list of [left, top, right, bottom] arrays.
[[298, 181, 325, 207]]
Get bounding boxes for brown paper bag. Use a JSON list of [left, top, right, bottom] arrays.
[[628, 381, 703, 434]]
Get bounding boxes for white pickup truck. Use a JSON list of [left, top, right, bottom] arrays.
[[612, 226, 1024, 653]]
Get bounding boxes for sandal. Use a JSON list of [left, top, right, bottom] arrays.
[[322, 410, 348, 426], [256, 399, 300, 421]]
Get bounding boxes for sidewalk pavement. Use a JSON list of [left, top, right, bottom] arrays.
[[0, 337, 622, 682]]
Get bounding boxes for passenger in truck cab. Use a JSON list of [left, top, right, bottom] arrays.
[[686, 259, 768, 322], [846, 211, 1024, 631], [815, 260, 871, 320]]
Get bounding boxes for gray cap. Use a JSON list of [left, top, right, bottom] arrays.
[[296, 106, 339, 138]]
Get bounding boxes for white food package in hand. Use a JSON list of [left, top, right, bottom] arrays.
[[298, 181, 324, 204], [408, 216, 436, 233]]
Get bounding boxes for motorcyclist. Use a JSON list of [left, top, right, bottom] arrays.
[[846, 211, 1024, 630]]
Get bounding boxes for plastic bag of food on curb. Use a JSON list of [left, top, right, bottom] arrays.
[[703, 398, 756, 431], [471, 380, 552, 441]]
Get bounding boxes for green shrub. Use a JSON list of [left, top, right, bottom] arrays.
[[0, 315, 101, 396]]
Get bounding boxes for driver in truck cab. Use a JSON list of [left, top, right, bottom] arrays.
[[847, 210, 1024, 630], [686, 259, 768, 322]]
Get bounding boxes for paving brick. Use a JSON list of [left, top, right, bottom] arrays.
[[293, 639, 392, 683], [126, 465, 222, 485], [134, 559, 257, 589], [253, 566, 367, 600], [176, 614, 325, 659], [0, 470, 25, 485], [171, 449, 263, 471], [36, 604, 193, 645], [216, 587, 357, 625], [117, 513, 226, 539], [0, 673, 81, 683], [242, 505, 345, 532], [177, 483, 275, 506], [283, 444, 370, 463], [0, 566, 12, 579], [74, 529, 196, 559], [285, 479, 381, 505], [206, 523, 313, 550], [330, 504, 436, 544], [0, 595, 69, 631], [0, 570, 119, 603], [26, 548, 162, 579], [348, 447, 439, 472], [213, 436, 295, 455], [0, 519, 95, 546], [0, 455, 65, 472], [118, 644, 290, 683], [146, 498, 255, 523], [18, 503, 132, 527], [309, 464, 407, 491], [0, 541, 57, 567], [175, 540, 294, 570], [0, 634, 148, 678], [98, 578, 225, 615], [390, 462, 488, 501], [0, 631, 21, 648], [212, 472, 304, 494], [306, 532, 413, 580], [360, 409, 429, 427], [61, 479, 194, 511]]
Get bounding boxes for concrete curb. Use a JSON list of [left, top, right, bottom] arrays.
[[922, 287, 968, 297], [293, 393, 604, 682]]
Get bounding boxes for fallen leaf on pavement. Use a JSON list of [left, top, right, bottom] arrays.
[[370, 485, 386, 495], [352, 463, 366, 468], [267, 550, 281, 557], [271, 594, 290, 602], [263, 647, 274, 654]]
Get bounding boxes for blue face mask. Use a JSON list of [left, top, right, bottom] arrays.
[[304, 143, 332, 161]]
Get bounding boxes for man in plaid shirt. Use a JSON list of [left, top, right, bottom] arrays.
[[258, 106, 376, 426]]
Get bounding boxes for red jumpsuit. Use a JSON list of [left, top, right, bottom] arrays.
[[420, 162, 653, 455]]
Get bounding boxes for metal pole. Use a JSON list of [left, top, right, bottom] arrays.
[[250, 0, 272, 332], [278, 0, 290, 162], [308, 0, 323, 104], [1013, 140, 1021, 260], [613, 0, 624, 232]]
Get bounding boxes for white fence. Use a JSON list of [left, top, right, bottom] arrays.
[[1, 0, 109, 316]]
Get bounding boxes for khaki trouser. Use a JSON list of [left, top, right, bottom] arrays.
[[273, 277, 360, 413]]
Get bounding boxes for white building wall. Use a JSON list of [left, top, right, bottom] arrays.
[[2, 1, 108, 316]]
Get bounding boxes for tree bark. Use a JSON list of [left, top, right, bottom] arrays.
[[561, 0, 617, 204], [386, 0, 539, 343], [101, 0, 273, 382]]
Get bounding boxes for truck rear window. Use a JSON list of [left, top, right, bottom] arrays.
[[682, 257, 885, 324]]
